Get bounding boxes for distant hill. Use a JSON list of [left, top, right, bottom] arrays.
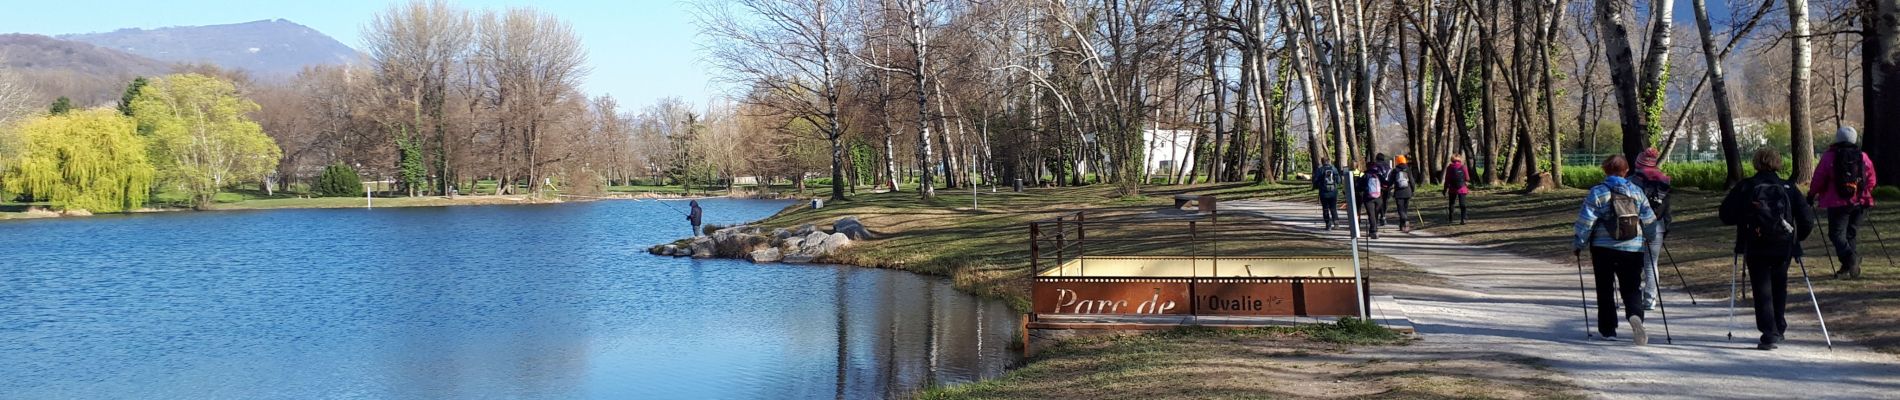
[[0, 34, 171, 107], [60, 19, 360, 79]]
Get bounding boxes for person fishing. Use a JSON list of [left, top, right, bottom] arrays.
[[1392, 155, 1416, 232], [687, 200, 704, 237], [1572, 154, 1657, 345], [1809, 127, 1878, 279], [1628, 148, 1673, 310], [1443, 156, 1471, 225], [1313, 158, 1343, 230], [1720, 148, 1815, 350]]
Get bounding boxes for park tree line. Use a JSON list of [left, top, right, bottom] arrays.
[[696, 0, 1900, 202]]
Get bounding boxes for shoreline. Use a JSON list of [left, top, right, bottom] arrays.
[[0, 191, 820, 221]]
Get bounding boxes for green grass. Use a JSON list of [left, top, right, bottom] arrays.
[[918, 322, 1577, 400]]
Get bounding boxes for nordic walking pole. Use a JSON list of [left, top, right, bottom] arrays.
[[1657, 278, 1673, 344], [1819, 215, 1841, 274], [1576, 252, 1593, 339], [1796, 256, 1834, 351], [1661, 242, 1698, 305], [1868, 221, 1897, 269], [1727, 253, 1740, 342]]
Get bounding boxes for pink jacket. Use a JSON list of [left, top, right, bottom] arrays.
[[1811, 148, 1877, 209], [1444, 162, 1471, 195]]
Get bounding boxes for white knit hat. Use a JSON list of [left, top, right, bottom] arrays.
[[1838, 127, 1859, 145]]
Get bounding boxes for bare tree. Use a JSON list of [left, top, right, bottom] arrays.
[[697, 0, 852, 201], [364, 0, 473, 195]]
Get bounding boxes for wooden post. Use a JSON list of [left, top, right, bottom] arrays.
[[1031, 222, 1042, 275]]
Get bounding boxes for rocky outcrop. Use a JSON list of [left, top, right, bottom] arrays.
[[749, 248, 782, 263], [649, 216, 866, 264], [834, 217, 874, 240]]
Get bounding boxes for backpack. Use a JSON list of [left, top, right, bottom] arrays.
[[1446, 165, 1467, 189], [1366, 175, 1383, 199], [1601, 184, 1643, 241], [1749, 181, 1797, 243], [1395, 168, 1412, 189], [1318, 166, 1338, 191], [1630, 173, 1671, 224], [1834, 145, 1867, 201]]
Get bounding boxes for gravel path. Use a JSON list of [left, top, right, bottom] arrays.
[[1227, 199, 1900, 400]]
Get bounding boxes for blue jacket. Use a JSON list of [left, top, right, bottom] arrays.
[[1573, 175, 1657, 253]]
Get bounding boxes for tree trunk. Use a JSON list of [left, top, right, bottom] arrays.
[[906, 0, 935, 198], [1789, 0, 1815, 184], [1867, 1, 1900, 183], [1596, 0, 1648, 165], [1693, 0, 1744, 186]]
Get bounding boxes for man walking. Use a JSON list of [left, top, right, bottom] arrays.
[[1314, 159, 1343, 230], [1810, 127, 1879, 279]]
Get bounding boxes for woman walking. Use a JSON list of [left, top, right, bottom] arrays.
[[1443, 156, 1471, 224], [1572, 155, 1658, 345], [1628, 149, 1673, 310], [1392, 155, 1416, 232], [1719, 148, 1815, 350]]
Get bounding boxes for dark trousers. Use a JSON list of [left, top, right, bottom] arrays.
[[1590, 247, 1646, 337], [1320, 196, 1339, 227], [1361, 198, 1382, 236], [1447, 193, 1467, 223], [1828, 206, 1867, 274], [1394, 197, 1412, 229], [1374, 195, 1390, 225], [1745, 253, 1792, 343], [1366, 197, 1387, 227]]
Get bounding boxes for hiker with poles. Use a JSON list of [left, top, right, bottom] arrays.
[[1720, 148, 1817, 351], [1629, 149, 1674, 310], [1572, 155, 1659, 345], [1369, 154, 1393, 227], [1359, 159, 1386, 239], [1444, 156, 1471, 225], [1392, 155, 1417, 233], [1314, 158, 1344, 230], [1809, 127, 1879, 280]]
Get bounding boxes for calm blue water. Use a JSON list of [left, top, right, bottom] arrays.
[[0, 199, 1018, 399]]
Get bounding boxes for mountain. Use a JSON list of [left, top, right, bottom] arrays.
[[0, 34, 171, 107], [60, 19, 359, 79]]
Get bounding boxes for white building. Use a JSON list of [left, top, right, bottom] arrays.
[[1143, 129, 1198, 178]]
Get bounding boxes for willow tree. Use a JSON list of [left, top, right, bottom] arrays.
[[1, 109, 155, 212], [131, 74, 282, 209]]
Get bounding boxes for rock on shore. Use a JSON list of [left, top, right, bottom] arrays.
[[649, 217, 861, 264]]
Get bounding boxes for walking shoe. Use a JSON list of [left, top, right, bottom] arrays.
[[1757, 341, 1778, 351], [1629, 316, 1648, 345], [1595, 335, 1621, 342]]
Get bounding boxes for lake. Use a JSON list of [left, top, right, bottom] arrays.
[[0, 199, 1019, 399]]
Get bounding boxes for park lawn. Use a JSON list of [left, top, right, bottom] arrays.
[[744, 181, 1430, 311], [1269, 181, 1900, 354], [919, 322, 1581, 400]]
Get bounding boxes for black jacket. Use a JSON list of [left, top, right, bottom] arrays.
[[1391, 166, 1415, 199], [1718, 172, 1813, 257]]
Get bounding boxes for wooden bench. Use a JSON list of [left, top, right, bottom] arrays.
[[1172, 194, 1218, 214]]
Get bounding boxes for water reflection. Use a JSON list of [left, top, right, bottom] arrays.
[[0, 199, 1017, 399]]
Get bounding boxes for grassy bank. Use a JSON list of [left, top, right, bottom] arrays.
[[920, 320, 1580, 400], [742, 182, 1428, 311]]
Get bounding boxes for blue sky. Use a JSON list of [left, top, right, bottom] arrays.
[[0, 0, 718, 111]]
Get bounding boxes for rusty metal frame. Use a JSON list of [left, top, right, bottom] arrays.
[[1028, 211, 1368, 321]]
